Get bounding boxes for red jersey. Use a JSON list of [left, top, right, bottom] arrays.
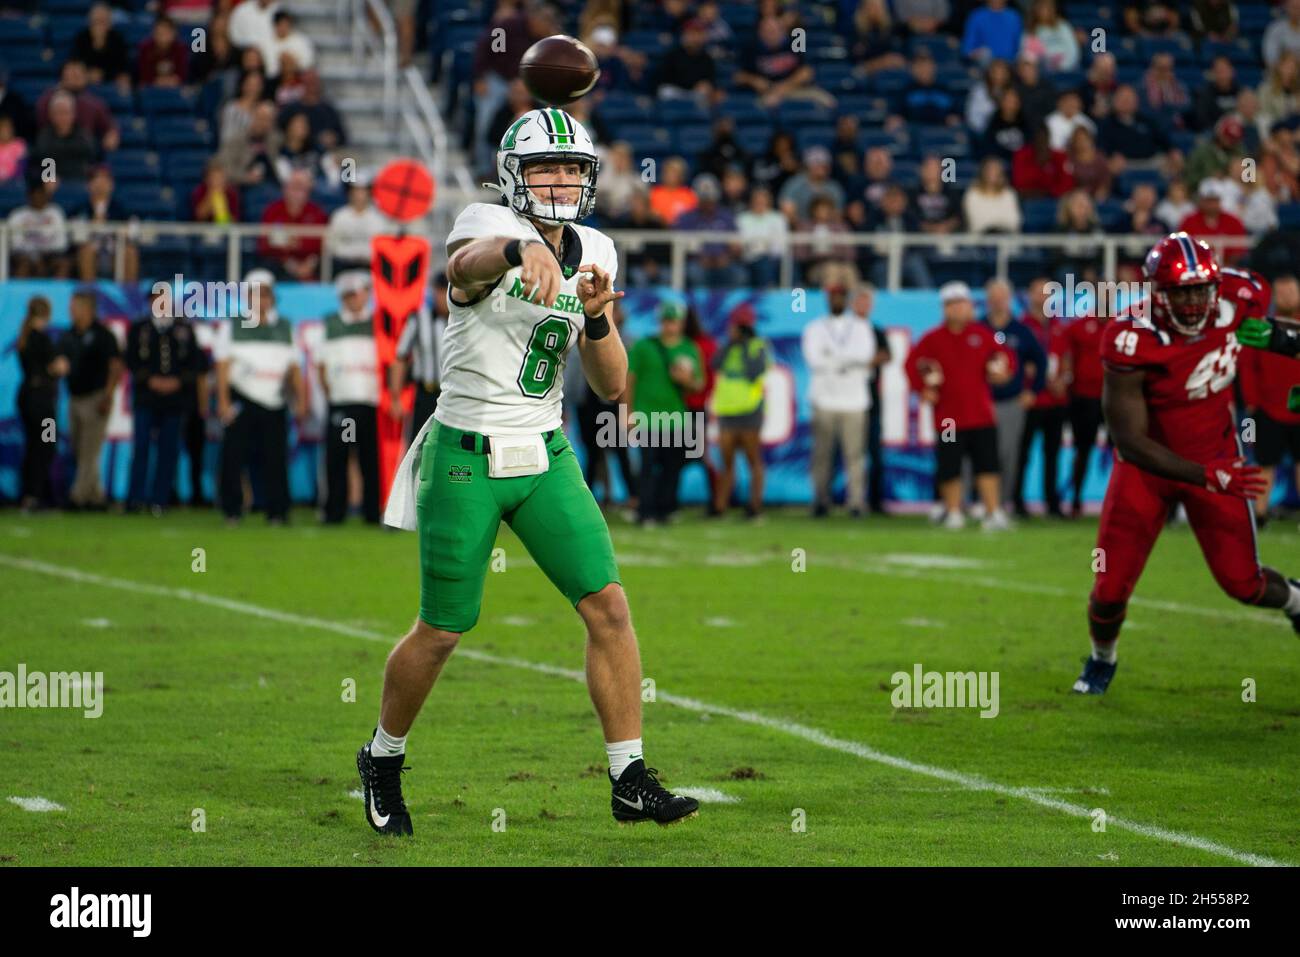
[[906, 321, 1010, 430], [1023, 313, 1069, 409], [1101, 268, 1270, 461], [257, 200, 328, 261], [1177, 210, 1248, 263], [1065, 315, 1108, 399]]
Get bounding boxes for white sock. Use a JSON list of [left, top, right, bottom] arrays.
[[1091, 640, 1118, 664], [1283, 580, 1300, 616], [371, 723, 406, 758], [606, 738, 643, 781]]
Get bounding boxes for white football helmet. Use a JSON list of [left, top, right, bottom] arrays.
[[492, 107, 599, 224]]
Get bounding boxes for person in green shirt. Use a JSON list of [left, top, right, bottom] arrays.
[[626, 300, 703, 526]]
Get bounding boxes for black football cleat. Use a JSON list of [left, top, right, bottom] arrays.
[[1072, 656, 1118, 695], [609, 759, 699, 825], [356, 737, 413, 837]]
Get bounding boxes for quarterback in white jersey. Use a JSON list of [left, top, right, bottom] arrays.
[[357, 107, 699, 834]]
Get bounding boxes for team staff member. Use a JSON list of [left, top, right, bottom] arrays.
[[215, 269, 306, 525], [1015, 276, 1070, 517], [981, 278, 1045, 512], [906, 281, 1015, 530], [802, 281, 876, 518], [179, 338, 213, 506], [319, 270, 382, 524], [855, 287, 892, 515], [390, 271, 448, 442], [60, 289, 122, 509], [16, 297, 68, 512], [1240, 274, 1300, 525], [125, 285, 205, 515], [1064, 309, 1110, 516], [710, 303, 771, 519]]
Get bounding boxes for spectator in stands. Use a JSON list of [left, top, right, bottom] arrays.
[[137, 14, 189, 87], [867, 184, 933, 290], [1185, 113, 1246, 188], [912, 153, 963, 233], [192, 157, 241, 223], [1096, 85, 1172, 167], [803, 280, 875, 518], [964, 157, 1021, 233], [258, 168, 326, 280], [656, 18, 717, 103], [1020, 0, 1078, 73], [37, 61, 119, 153], [966, 58, 1013, 135], [485, 78, 533, 164], [751, 129, 801, 196], [219, 99, 281, 185], [274, 112, 323, 184], [649, 156, 697, 226], [1013, 50, 1056, 125], [796, 195, 856, 285], [1231, 88, 1264, 156], [60, 289, 122, 511], [1066, 128, 1112, 200], [1052, 189, 1104, 283], [697, 116, 750, 182], [585, 21, 642, 95], [963, 0, 1021, 66], [710, 304, 770, 520], [850, 0, 907, 75], [736, 15, 834, 109], [611, 191, 669, 286], [596, 141, 642, 220], [238, 45, 269, 79], [9, 185, 69, 278], [220, 70, 268, 146], [229, 0, 279, 54], [280, 70, 346, 151], [1046, 90, 1094, 151], [471, 0, 551, 177], [32, 92, 96, 188], [906, 281, 1013, 530], [847, 146, 893, 216], [190, 14, 241, 92], [69, 165, 138, 281], [328, 182, 388, 272], [16, 296, 67, 512], [677, 174, 744, 288], [736, 186, 786, 288], [1012, 124, 1074, 198], [779, 146, 846, 222], [1190, 0, 1239, 42], [894, 0, 950, 36], [900, 50, 960, 126], [719, 164, 749, 212], [1143, 52, 1191, 115], [1121, 182, 1171, 241], [73, 3, 132, 89], [0, 114, 27, 185], [261, 10, 314, 79], [1156, 179, 1195, 230], [271, 53, 308, 106], [0, 69, 36, 144], [1257, 52, 1300, 134], [1233, 163, 1281, 235], [1014, 276, 1068, 517], [982, 277, 1045, 514], [693, 0, 732, 44], [981, 86, 1029, 161], [1124, 1, 1181, 35], [215, 269, 305, 526], [1265, 0, 1300, 68], [1179, 178, 1248, 263], [829, 115, 862, 187], [1077, 55, 1117, 124], [1192, 55, 1241, 131]]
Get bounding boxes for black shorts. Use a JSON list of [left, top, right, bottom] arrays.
[[935, 426, 999, 483], [1253, 410, 1300, 467]]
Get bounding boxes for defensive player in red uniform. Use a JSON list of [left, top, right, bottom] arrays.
[[1076, 233, 1300, 694], [1238, 275, 1300, 525]]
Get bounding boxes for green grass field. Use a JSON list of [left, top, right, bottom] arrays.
[[1, 506, 1297, 867]]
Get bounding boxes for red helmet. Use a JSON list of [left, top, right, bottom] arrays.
[[1143, 232, 1221, 335]]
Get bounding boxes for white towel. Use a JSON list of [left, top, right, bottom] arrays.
[[383, 415, 437, 531]]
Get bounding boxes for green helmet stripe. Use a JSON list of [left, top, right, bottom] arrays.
[[550, 108, 571, 144], [502, 115, 529, 149]]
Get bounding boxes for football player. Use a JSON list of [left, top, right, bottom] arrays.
[[356, 108, 699, 831], [1076, 232, 1300, 694]]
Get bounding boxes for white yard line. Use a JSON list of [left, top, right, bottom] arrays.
[[0, 552, 1288, 867], [8, 796, 65, 812]]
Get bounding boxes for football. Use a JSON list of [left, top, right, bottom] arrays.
[[518, 34, 601, 105]]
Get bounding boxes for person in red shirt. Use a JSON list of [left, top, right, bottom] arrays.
[[1010, 124, 1074, 199], [1014, 276, 1071, 516], [1239, 274, 1300, 523], [258, 168, 327, 280], [905, 281, 1015, 529], [1178, 179, 1248, 264], [683, 305, 719, 512], [136, 14, 189, 88], [1063, 310, 1110, 515]]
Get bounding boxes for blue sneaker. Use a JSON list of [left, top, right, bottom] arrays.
[[1072, 656, 1117, 694]]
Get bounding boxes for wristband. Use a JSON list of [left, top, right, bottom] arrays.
[[503, 238, 533, 267], [584, 313, 611, 340]]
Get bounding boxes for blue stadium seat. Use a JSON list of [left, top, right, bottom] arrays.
[[2, 46, 56, 76], [0, 183, 25, 217], [776, 100, 832, 126], [657, 98, 711, 125], [107, 149, 160, 184], [908, 35, 959, 60], [150, 117, 212, 150], [1022, 198, 1058, 233], [622, 30, 671, 54], [813, 62, 858, 93], [89, 83, 134, 116], [856, 128, 906, 154], [164, 150, 210, 189], [869, 69, 911, 98], [734, 125, 773, 155], [1200, 38, 1259, 66], [42, 0, 95, 13], [118, 184, 175, 219], [1117, 168, 1166, 198], [1278, 203, 1300, 230], [674, 123, 714, 155], [51, 181, 88, 212], [0, 19, 44, 46], [1139, 36, 1194, 64], [242, 184, 281, 222], [138, 87, 196, 117], [794, 125, 836, 152], [138, 232, 191, 278], [1096, 199, 1127, 230], [717, 3, 758, 29], [117, 119, 151, 150]]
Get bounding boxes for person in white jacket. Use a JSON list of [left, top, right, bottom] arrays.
[[802, 280, 877, 517]]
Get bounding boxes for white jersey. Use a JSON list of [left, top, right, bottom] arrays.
[[434, 202, 618, 435]]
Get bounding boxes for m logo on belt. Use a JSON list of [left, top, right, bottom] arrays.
[[448, 465, 472, 483]]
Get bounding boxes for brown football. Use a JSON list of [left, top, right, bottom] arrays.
[[518, 35, 601, 106]]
